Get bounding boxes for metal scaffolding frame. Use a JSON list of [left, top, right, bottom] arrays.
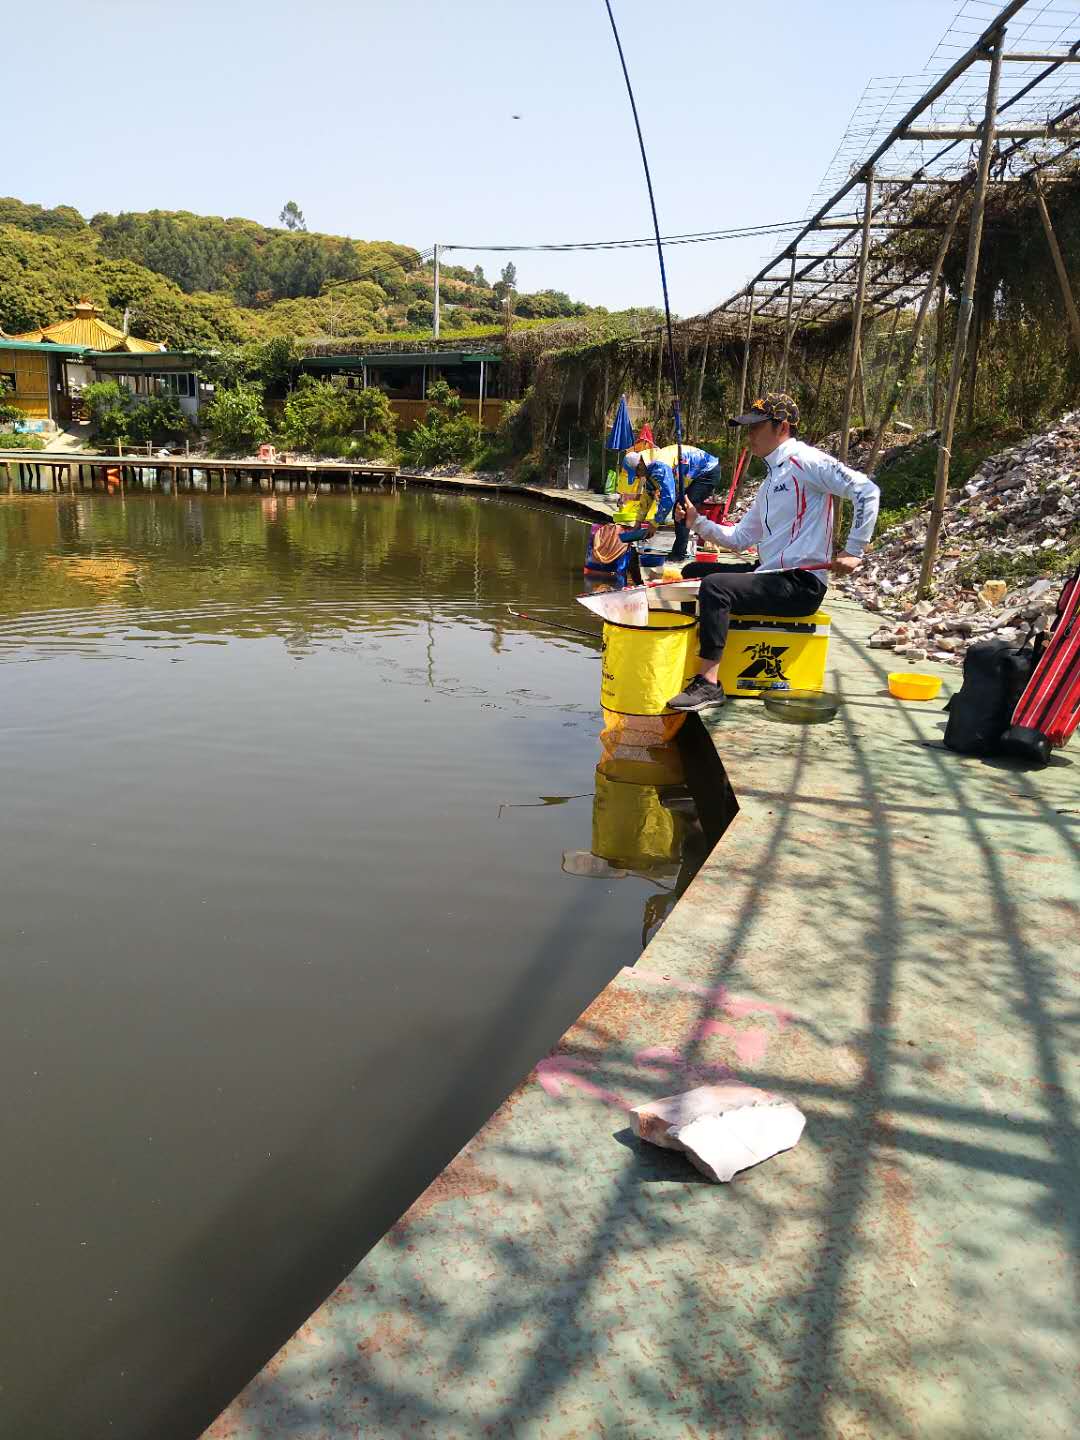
[[703, 0, 1080, 594]]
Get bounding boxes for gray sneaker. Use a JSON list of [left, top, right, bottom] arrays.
[[667, 675, 726, 711]]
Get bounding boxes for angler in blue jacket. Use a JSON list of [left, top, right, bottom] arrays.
[[643, 461, 676, 524], [670, 445, 720, 562]]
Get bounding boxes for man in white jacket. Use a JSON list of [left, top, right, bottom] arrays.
[[667, 392, 880, 711]]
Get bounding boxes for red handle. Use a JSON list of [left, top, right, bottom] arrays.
[[720, 447, 749, 523]]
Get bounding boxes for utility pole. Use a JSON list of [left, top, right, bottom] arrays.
[[432, 244, 441, 341]]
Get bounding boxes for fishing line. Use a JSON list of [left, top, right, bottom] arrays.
[[602, 0, 685, 499]]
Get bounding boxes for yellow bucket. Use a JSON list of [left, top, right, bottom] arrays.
[[591, 768, 688, 872], [717, 611, 831, 697], [601, 610, 698, 717]]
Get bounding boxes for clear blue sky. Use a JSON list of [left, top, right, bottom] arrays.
[[7, 0, 955, 314]]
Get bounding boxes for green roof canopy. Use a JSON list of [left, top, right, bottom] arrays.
[[0, 338, 88, 356], [303, 351, 499, 370]]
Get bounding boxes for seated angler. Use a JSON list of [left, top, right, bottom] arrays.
[[666, 392, 880, 711], [583, 517, 655, 584]]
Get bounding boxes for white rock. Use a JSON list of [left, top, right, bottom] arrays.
[[674, 1104, 806, 1184], [631, 1084, 806, 1183]]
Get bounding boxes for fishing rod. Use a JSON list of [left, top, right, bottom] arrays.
[[602, 0, 685, 502], [508, 607, 604, 642]]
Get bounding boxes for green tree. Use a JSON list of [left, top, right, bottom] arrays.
[[82, 380, 134, 442], [493, 261, 517, 302], [126, 393, 188, 443], [248, 335, 299, 392], [279, 377, 352, 451], [403, 379, 478, 467], [0, 377, 24, 426], [279, 376, 397, 459], [349, 386, 398, 459], [203, 383, 270, 452], [279, 201, 307, 232]]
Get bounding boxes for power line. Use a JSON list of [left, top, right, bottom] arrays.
[[438, 219, 808, 255]]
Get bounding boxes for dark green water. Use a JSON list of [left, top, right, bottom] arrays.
[[0, 489, 701, 1439]]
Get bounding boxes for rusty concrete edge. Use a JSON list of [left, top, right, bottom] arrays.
[[397, 471, 613, 521]]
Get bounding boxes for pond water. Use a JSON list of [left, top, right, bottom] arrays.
[[0, 488, 704, 1439]]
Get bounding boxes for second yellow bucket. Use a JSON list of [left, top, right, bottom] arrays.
[[600, 610, 698, 717]]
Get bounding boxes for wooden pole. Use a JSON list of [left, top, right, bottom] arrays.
[[839, 167, 875, 465], [918, 37, 1004, 598], [871, 306, 903, 422], [932, 278, 947, 427], [779, 256, 797, 391], [810, 345, 830, 433], [600, 359, 609, 489], [654, 340, 663, 428], [694, 333, 709, 436], [866, 184, 968, 473], [858, 326, 875, 420], [1032, 173, 1080, 357], [736, 288, 756, 419], [962, 285, 983, 430]]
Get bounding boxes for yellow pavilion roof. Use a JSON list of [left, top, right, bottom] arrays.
[[11, 299, 163, 353]]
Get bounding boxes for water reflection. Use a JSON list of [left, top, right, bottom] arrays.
[[0, 489, 596, 652], [562, 712, 705, 949], [0, 489, 705, 1440]]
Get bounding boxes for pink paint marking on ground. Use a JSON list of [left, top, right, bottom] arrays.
[[627, 967, 795, 1030], [535, 1055, 628, 1110], [698, 1021, 770, 1066]]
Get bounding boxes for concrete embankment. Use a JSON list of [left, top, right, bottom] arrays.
[[205, 597, 1080, 1440]]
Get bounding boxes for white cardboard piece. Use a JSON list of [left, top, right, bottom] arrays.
[[674, 1104, 806, 1183], [630, 1084, 806, 1183], [576, 579, 703, 628]]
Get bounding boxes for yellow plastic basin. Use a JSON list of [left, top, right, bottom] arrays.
[[888, 671, 942, 702]]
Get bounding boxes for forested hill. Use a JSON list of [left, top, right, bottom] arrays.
[[0, 197, 593, 349]]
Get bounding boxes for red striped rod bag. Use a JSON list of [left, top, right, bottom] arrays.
[[999, 566, 1080, 767]]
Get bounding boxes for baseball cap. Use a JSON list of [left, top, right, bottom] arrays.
[[729, 392, 801, 428]]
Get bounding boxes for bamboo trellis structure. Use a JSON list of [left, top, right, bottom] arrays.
[[703, 0, 1080, 594]]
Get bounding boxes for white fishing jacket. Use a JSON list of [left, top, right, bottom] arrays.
[[692, 437, 880, 572]]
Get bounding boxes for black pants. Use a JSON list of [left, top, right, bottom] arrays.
[[669, 474, 716, 562], [681, 561, 827, 662]]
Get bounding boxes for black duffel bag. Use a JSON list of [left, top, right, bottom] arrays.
[[943, 637, 1038, 756]]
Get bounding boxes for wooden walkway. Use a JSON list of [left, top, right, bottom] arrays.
[[0, 450, 399, 493], [0, 449, 617, 522]]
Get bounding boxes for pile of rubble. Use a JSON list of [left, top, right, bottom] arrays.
[[847, 412, 1080, 665], [816, 423, 922, 473]]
